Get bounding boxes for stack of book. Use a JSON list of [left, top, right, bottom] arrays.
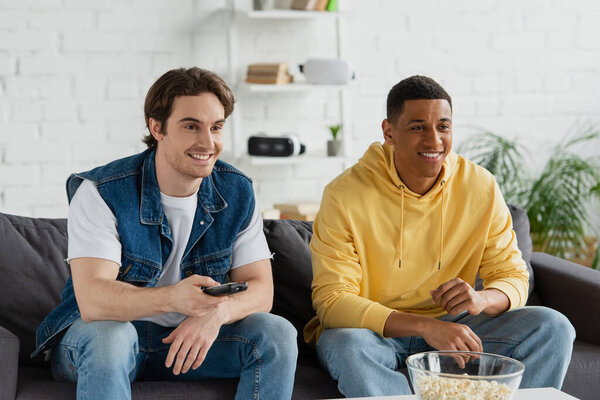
[[291, 0, 331, 11], [274, 202, 321, 221], [245, 63, 293, 85]]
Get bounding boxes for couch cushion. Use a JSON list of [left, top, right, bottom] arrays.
[[16, 366, 238, 400], [16, 360, 342, 400], [508, 204, 534, 294], [561, 341, 600, 400], [263, 219, 314, 354], [0, 213, 70, 366]]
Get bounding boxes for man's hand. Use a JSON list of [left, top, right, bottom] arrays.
[[430, 278, 510, 316], [162, 309, 227, 375], [421, 318, 483, 353], [167, 275, 228, 318], [430, 278, 488, 316]]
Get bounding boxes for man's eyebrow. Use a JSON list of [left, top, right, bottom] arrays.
[[405, 118, 452, 126], [177, 118, 226, 124], [178, 117, 201, 124]]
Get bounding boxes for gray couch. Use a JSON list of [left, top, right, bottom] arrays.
[[1, 206, 599, 400]]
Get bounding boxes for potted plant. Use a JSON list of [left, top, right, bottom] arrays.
[[327, 124, 343, 157], [459, 125, 600, 269]]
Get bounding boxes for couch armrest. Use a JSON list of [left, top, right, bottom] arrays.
[[531, 252, 600, 345], [0, 324, 19, 400]]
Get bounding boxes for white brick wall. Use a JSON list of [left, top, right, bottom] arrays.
[[0, 0, 599, 218]]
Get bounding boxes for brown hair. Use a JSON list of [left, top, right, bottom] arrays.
[[142, 67, 235, 149]]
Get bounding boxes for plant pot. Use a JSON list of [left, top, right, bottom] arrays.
[[327, 140, 343, 157], [253, 0, 274, 10]]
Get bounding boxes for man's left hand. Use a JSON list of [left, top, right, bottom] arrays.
[[162, 307, 227, 375], [430, 278, 488, 316]]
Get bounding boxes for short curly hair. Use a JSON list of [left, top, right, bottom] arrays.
[[386, 75, 452, 124], [142, 67, 235, 149]]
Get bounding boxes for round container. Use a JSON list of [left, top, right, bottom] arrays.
[[406, 351, 524, 400]]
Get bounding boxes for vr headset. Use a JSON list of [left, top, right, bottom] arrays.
[[247, 134, 306, 157]]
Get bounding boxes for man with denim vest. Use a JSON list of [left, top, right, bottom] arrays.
[[33, 67, 298, 400]]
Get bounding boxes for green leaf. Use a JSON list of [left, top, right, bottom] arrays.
[[328, 124, 343, 141], [461, 125, 600, 261], [458, 131, 527, 206]]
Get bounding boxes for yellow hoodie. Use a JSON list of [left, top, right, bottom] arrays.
[[304, 142, 529, 346]]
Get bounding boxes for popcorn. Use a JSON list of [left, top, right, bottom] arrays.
[[415, 374, 513, 400]]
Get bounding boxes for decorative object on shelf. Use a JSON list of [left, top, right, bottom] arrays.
[[245, 62, 293, 85], [459, 125, 600, 268], [274, 202, 320, 221], [299, 58, 356, 85], [261, 208, 281, 219], [290, 0, 330, 11], [327, 123, 343, 157], [253, 0, 274, 10], [247, 134, 306, 157]]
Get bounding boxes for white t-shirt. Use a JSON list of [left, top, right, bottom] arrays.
[[67, 179, 271, 327]]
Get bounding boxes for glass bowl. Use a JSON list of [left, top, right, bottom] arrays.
[[406, 351, 524, 400]]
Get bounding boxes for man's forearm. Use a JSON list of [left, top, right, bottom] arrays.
[[218, 277, 273, 325], [77, 278, 172, 322], [383, 311, 434, 338], [480, 288, 510, 315]]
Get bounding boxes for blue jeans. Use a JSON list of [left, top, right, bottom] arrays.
[[317, 306, 575, 397], [51, 313, 298, 400]]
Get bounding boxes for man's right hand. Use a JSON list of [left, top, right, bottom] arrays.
[[384, 311, 482, 353], [168, 275, 228, 318], [421, 318, 483, 353]]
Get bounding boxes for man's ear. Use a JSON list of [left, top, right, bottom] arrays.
[[148, 118, 164, 142], [382, 119, 394, 145]]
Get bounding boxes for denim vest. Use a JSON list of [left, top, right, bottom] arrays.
[[33, 149, 255, 358]]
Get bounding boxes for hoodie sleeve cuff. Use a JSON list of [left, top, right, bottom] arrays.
[[485, 280, 527, 310], [362, 302, 396, 337]]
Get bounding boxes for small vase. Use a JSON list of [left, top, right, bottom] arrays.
[[327, 140, 343, 157], [253, 0, 274, 10]]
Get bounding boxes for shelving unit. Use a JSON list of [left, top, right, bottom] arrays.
[[240, 82, 350, 93], [245, 10, 340, 19], [237, 154, 352, 166], [224, 0, 350, 162]]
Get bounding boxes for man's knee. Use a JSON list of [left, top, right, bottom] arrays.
[[245, 313, 298, 359], [317, 328, 383, 380], [522, 306, 576, 343], [69, 319, 138, 363], [317, 328, 378, 364]]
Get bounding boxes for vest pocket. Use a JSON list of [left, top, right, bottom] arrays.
[[119, 255, 161, 287], [190, 250, 232, 284]]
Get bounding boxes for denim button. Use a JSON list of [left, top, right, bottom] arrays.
[[185, 271, 192, 278], [200, 221, 205, 225]]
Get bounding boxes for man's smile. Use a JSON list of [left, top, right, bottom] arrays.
[[419, 151, 443, 158]]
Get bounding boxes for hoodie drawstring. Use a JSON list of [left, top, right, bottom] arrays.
[[438, 180, 445, 270], [399, 185, 404, 269]]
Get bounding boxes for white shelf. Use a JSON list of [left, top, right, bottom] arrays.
[[238, 154, 352, 166], [245, 10, 340, 19], [240, 82, 349, 93]]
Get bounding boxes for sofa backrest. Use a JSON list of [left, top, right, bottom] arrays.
[[0, 213, 69, 366], [0, 205, 533, 366]]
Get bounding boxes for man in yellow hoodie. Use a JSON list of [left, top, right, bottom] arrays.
[[305, 75, 575, 397]]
